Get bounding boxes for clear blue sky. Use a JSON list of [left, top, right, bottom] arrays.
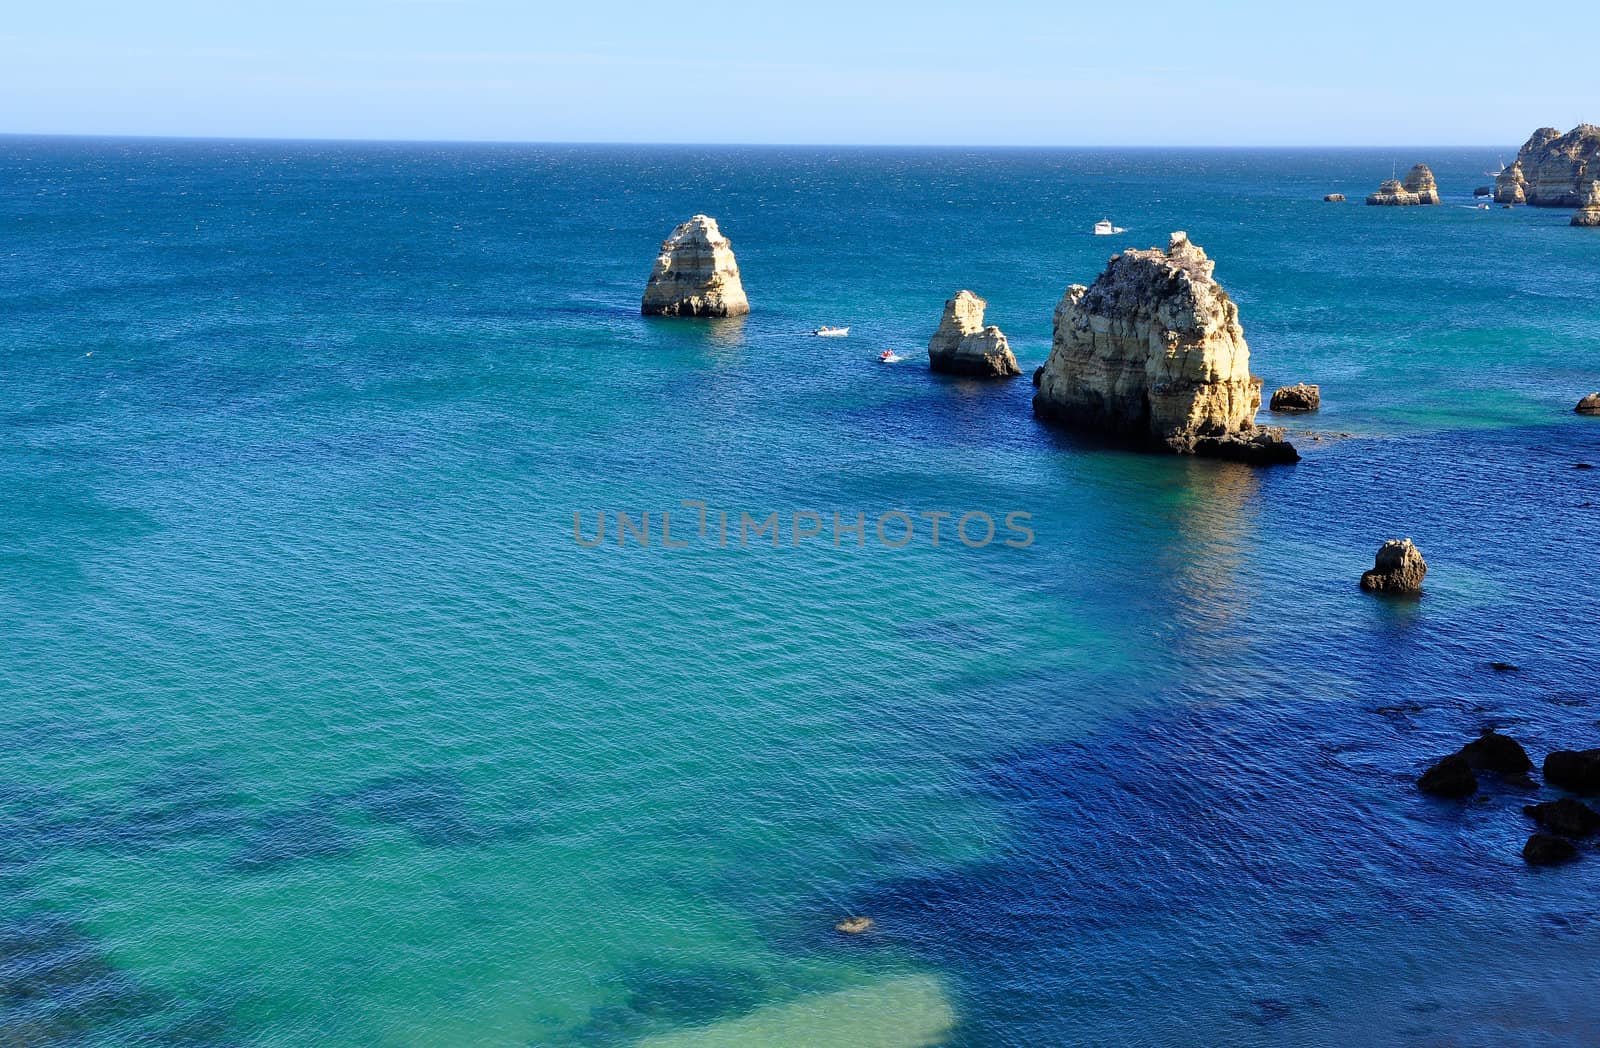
[[0, 1, 1588, 145]]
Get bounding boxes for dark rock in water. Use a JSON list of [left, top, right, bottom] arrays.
[[1524, 798, 1600, 837], [1182, 427, 1302, 465], [1473, 185, 1492, 197], [1489, 661, 1520, 672], [1323, 193, 1345, 202], [1460, 729, 1532, 774], [1523, 833, 1579, 866], [1269, 383, 1321, 413], [1576, 463, 1594, 470], [1544, 749, 1600, 794], [1032, 365, 1043, 387], [1577, 393, 1600, 416], [1418, 753, 1477, 798], [1360, 538, 1426, 595]]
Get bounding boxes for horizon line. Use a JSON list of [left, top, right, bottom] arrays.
[[0, 130, 1520, 151]]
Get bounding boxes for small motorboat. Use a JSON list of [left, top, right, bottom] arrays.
[[1093, 219, 1126, 236], [815, 326, 850, 337], [879, 350, 903, 364]]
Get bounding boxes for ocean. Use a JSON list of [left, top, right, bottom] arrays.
[[2, 137, 1598, 1046]]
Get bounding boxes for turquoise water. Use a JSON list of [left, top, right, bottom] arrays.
[[2, 138, 1599, 1046]]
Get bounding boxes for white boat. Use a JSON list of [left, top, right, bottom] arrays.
[[815, 326, 849, 337], [879, 350, 903, 363], [1093, 219, 1126, 236]]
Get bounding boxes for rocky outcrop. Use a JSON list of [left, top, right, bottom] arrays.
[[1577, 393, 1600, 415], [641, 215, 749, 317], [1493, 160, 1527, 204], [1524, 798, 1600, 838], [927, 291, 1020, 377], [1323, 194, 1345, 202], [1544, 749, 1600, 794], [1032, 232, 1298, 465], [1573, 179, 1600, 227], [1360, 538, 1426, 594], [1473, 185, 1492, 198], [1418, 753, 1477, 798], [1503, 125, 1600, 207], [1367, 164, 1440, 206], [1269, 383, 1320, 413], [1460, 730, 1532, 775], [1523, 833, 1579, 866]]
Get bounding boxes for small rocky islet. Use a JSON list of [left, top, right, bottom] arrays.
[[1366, 163, 1440, 206], [641, 214, 749, 318]]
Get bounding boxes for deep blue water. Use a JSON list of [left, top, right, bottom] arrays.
[[1, 137, 1599, 1046]]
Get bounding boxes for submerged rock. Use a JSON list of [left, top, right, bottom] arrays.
[[1360, 538, 1427, 594], [1523, 833, 1579, 866], [1502, 125, 1600, 207], [927, 291, 1020, 378], [1524, 798, 1600, 838], [1573, 179, 1600, 227], [1367, 165, 1440, 206], [1418, 753, 1477, 798], [1577, 393, 1600, 415], [1544, 749, 1600, 794], [641, 215, 750, 318], [834, 916, 874, 935], [1032, 232, 1298, 465], [1269, 383, 1321, 413]]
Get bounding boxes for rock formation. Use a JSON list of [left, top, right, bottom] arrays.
[[1577, 393, 1600, 415], [1323, 194, 1345, 202], [1494, 160, 1527, 204], [1573, 179, 1600, 227], [1269, 383, 1320, 413], [1360, 538, 1426, 594], [1523, 833, 1579, 866], [1418, 753, 1477, 798], [927, 291, 1020, 377], [1500, 125, 1600, 207], [1524, 798, 1600, 838], [1032, 232, 1298, 465], [1366, 164, 1440, 206], [1544, 749, 1600, 794], [641, 215, 750, 317], [1460, 729, 1532, 775], [1473, 185, 1492, 198]]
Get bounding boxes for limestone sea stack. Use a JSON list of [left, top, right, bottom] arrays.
[[641, 215, 749, 318], [1033, 232, 1298, 465], [1360, 538, 1426, 594], [1573, 179, 1600, 227], [1367, 164, 1440, 206], [927, 291, 1020, 377], [1494, 160, 1527, 205], [1499, 125, 1600, 207]]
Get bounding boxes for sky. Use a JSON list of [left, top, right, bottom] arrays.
[[0, 1, 1590, 146]]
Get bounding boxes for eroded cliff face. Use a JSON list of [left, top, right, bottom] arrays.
[[641, 215, 750, 317], [1367, 164, 1440, 206], [1502, 125, 1600, 207], [1033, 232, 1297, 464], [927, 290, 1020, 377], [1572, 179, 1600, 227]]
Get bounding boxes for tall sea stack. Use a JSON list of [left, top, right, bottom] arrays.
[[927, 291, 1021, 378], [1367, 164, 1440, 206], [641, 215, 750, 318], [1033, 232, 1297, 465]]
